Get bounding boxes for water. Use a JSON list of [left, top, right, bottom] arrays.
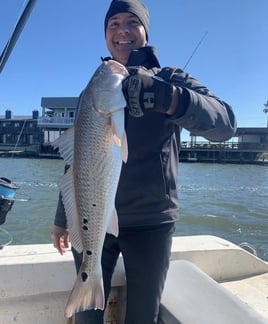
[[177, 163, 268, 261], [0, 158, 267, 261], [0, 158, 65, 246]]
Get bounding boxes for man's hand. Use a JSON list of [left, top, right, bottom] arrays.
[[122, 67, 175, 117], [51, 225, 69, 255]]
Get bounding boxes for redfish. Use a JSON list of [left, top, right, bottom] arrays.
[[53, 60, 128, 318]]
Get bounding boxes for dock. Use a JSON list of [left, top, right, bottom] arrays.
[[179, 141, 268, 165]]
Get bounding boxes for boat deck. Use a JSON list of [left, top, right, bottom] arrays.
[[0, 235, 267, 323], [222, 272, 268, 319]]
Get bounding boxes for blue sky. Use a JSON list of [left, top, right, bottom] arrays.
[[0, 0, 268, 133]]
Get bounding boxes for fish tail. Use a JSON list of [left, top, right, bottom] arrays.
[[64, 270, 105, 318]]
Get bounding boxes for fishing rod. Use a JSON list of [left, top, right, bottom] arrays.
[[0, 0, 37, 74], [183, 31, 208, 70]]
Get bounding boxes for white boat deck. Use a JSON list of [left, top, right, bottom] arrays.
[[222, 272, 268, 320], [160, 260, 268, 324], [169, 235, 268, 321], [0, 235, 267, 323]]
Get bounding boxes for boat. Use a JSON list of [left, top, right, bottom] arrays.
[[0, 235, 267, 324], [0, 177, 17, 226]]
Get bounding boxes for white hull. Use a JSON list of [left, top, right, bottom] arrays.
[[0, 235, 267, 324]]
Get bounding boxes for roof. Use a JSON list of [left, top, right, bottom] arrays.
[[41, 97, 79, 109], [236, 127, 268, 135], [0, 115, 34, 120]]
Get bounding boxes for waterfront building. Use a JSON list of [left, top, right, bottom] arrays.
[[38, 97, 78, 156], [1, 97, 267, 164], [180, 127, 268, 164], [0, 109, 44, 157]]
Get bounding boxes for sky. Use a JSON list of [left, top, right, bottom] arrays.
[[0, 0, 268, 135]]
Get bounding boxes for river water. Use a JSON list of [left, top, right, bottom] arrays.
[[0, 158, 267, 261]]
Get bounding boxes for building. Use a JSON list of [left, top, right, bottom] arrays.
[[1, 97, 268, 164], [0, 109, 44, 157], [37, 97, 78, 155], [180, 127, 268, 164], [38, 97, 78, 140]]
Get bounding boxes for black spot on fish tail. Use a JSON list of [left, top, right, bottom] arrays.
[[83, 218, 88, 224], [86, 250, 92, 256], [92, 203, 96, 207], [82, 225, 88, 231], [81, 272, 88, 282]]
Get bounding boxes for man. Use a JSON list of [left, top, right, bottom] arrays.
[[51, 0, 236, 323]]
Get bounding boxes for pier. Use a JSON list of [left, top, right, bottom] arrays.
[[179, 141, 268, 164], [179, 127, 268, 164]]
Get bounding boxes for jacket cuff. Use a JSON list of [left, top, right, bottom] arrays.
[[169, 87, 190, 119]]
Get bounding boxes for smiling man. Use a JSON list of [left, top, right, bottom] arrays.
[[52, 0, 236, 323], [105, 8, 148, 66]]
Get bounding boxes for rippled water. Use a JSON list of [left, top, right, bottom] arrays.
[[0, 158, 64, 246], [177, 163, 268, 260], [0, 158, 267, 261]]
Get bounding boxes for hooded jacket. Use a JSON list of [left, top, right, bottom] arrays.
[[54, 46, 236, 229], [114, 46, 236, 228]]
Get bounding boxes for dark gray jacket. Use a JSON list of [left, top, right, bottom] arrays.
[[54, 46, 236, 229]]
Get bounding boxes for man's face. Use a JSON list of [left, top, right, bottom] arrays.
[[106, 12, 147, 66]]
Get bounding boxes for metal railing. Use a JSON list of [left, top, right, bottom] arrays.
[[180, 141, 268, 151], [37, 117, 75, 126]]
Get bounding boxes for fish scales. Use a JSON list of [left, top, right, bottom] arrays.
[[53, 60, 128, 318]]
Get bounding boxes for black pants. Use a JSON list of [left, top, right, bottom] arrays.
[[72, 222, 175, 324]]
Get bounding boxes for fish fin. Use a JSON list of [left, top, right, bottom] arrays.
[[111, 110, 125, 147], [111, 111, 128, 162], [53, 127, 74, 165], [113, 133, 122, 146], [107, 208, 119, 237], [65, 267, 104, 318], [59, 165, 83, 253], [121, 130, 128, 163]]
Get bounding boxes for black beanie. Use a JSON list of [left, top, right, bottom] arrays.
[[104, 0, 150, 40]]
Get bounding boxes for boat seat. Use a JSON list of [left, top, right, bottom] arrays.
[[159, 260, 268, 324]]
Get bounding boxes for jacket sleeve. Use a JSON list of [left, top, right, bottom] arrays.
[[54, 164, 69, 229], [54, 192, 67, 228], [158, 67, 237, 142]]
